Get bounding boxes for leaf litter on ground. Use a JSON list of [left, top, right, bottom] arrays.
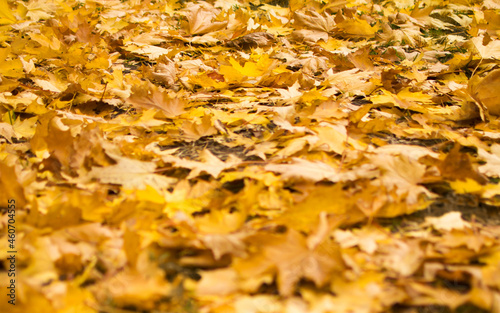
[[1, 0, 500, 312]]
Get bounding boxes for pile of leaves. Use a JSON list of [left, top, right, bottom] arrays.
[[1, 0, 500, 312]]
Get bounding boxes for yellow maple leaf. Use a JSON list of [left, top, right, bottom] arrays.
[[370, 88, 433, 111], [0, 47, 23, 77], [449, 178, 484, 194], [336, 18, 379, 37], [234, 229, 344, 296], [0, 0, 16, 24], [300, 87, 328, 106], [226, 55, 275, 78]]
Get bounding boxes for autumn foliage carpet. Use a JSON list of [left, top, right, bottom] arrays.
[[2, 0, 500, 312]]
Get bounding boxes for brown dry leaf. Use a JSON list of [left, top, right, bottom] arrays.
[[126, 84, 186, 118], [470, 35, 500, 60], [184, 2, 228, 35], [294, 10, 335, 33], [195, 268, 238, 296], [424, 212, 471, 232], [438, 144, 488, 184], [227, 32, 275, 49], [200, 232, 248, 260], [235, 229, 344, 296], [92, 269, 171, 310], [405, 282, 470, 309], [290, 29, 328, 44], [265, 158, 338, 182], [162, 149, 241, 179], [180, 115, 218, 141], [469, 69, 500, 116], [478, 144, 500, 177], [0, 122, 15, 142], [366, 151, 435, 209], [312, 272, 407, 312], [86, 156, 176, 190], [376, 239, 424, 277], [150, 60, 177, 87]]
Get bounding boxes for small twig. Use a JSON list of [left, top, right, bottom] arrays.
[[469, 55, 483, 81], [100, 82, 109, 102], [8, 110, 14, 125]]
